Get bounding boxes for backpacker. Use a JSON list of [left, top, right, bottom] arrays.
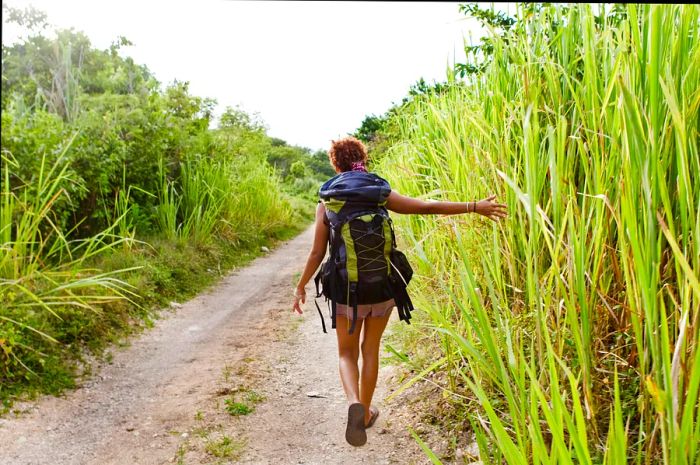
[[313, 170, 415, 334]]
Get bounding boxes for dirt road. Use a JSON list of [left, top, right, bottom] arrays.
[[0, 226, 427, 465]]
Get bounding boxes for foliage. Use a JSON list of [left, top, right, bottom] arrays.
[[0, 6, 317, 406], [204, 435, 245, 459], [218, 105, 266, 133], [224, 399, 253, 416], [355, 78, 454, 140], [454, 2, 517, 77], [262, 138, 335, 202], [1, 3, 48, 31], [454, 3, 630, 78], [305, 149, 336, 179], [377, 3, 700, 463], [0, 146, 305, 406], [354, 114, 388, 144]]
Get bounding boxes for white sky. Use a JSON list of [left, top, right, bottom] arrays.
[[2, 1, 495, 151]]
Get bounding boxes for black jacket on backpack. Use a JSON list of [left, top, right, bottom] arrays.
[[313, 170, 414, 334]]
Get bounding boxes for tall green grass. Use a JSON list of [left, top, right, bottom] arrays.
[[155, 155, 292, 243], [378, 4, 699, 463], [1, 147, 139, 391]]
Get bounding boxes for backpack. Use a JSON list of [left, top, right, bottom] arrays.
[[313, 170, 415, 334]]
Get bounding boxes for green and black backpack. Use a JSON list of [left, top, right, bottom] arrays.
[[313, 170, 415, 334]]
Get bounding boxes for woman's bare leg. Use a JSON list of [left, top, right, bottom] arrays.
[[359, 310, 392, 425], [335, 315, 364, 405]]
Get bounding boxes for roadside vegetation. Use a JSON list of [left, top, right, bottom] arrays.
[[0, 5, 329, 409], [3, 2, 698, 464], [363, 3, 699, 464]]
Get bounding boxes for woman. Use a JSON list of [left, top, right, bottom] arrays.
[[292, 137, 507, 446]]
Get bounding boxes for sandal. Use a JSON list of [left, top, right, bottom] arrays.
[[345, 403, 367, 446], [365, 406, 380, 428]]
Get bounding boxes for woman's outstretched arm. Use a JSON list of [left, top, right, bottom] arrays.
[[386, 191, 507, 221], [293, 202, 330, 314]]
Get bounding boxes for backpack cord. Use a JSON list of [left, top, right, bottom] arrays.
[[314, 299, 327, 333], [348, 282, 358, 335], [388, 217, 398, 248], [329, 226, 338, 330]]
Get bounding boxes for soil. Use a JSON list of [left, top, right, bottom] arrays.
[[0, 226, 451, 465]]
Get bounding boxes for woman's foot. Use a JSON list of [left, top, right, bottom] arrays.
[[345, 403, 367, 446], [365, 406, 379, 428]]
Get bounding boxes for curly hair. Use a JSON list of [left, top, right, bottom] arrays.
[[328, 137, 368, 173]]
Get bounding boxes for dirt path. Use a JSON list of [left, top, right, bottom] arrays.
[[0, 226, 428, 465]]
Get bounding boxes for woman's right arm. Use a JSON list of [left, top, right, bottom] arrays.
[[292, 202, 330, 314], [385, 191, 507, 221]]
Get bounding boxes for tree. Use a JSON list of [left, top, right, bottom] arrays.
[[269, 137, 287, 147], [306, 150, 336, 178], [218, 105, 266, 133], [354, 114, 386, 144], [1, 18, 157, 114], [453, 3, 517, 77], [2, 3, 48, 32], [289, 160, 307, 179]]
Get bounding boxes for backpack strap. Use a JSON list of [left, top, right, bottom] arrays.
[[388, 216, 397, 248], [331, 298, 337, 330], [314, 299, 327, 333], [393, 281, 414, 323], [313, 272, 327, 334], [313, 221, 340, 333], [348, 282, 358, 335], [387, 218, 414, 324], [314, 268, 322, 297], [339, 218, 362, 335], [328, 225, 339, 330]]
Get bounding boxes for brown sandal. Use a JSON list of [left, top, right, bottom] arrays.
[[365, 406, 380, 428], [345, 403, 367, 446]]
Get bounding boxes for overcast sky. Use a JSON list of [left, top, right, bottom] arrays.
[[2, 1, 494, 151]]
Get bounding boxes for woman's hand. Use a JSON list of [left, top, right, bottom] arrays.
[[292, 287, 306, 314], [474, 195, 508, 221]]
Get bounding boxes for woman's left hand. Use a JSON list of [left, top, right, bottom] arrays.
[[474, 194, 508, 221], [292, 288, 306, 314]]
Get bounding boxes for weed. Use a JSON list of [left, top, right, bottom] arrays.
[[175, 443, 187, 465], [191, 425, 210, 439], [221, 364, 233, 384], [224, 398, 253, 416], [244, 390, 265, 405], [204, 435, 245, 459]]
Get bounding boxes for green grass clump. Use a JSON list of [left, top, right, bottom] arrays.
[[244, 389, 266, 405], [224, 398, 253, 416], [378, 4, 699, 464], [204, 435, 245, 459]]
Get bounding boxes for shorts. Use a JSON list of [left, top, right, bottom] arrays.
[[334, 299, 395, 320]]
